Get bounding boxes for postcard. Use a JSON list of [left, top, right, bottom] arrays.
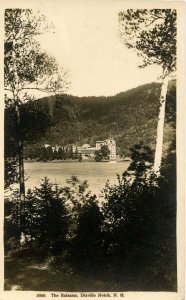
[[1, 0, 185, 299]]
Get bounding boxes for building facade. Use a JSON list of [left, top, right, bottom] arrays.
[[77, 144, 97, 157], [44, 138, 116, 160], [96, 138, 116, 160]]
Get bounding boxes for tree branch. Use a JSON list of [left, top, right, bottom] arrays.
[[4, 88, 13, 92], [18, 87, 56, 93], [150, 13, 165, 20], [145, 16, 165, 27]]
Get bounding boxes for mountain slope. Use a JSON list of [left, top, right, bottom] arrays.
[[32, 81, 176, 156]]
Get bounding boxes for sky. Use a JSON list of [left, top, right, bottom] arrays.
[[37, 1, 162, 97]]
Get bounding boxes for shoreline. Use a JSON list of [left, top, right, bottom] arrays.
[[24, 159, 128, 163]]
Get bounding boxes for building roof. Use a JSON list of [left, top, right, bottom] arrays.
[[81, 144, 91, 148]]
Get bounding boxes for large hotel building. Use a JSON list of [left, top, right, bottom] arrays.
[[96, 138, 116, 160], [77, 138, 116, 160]]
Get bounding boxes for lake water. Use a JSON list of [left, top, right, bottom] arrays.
[[24, 161, 130, 196]]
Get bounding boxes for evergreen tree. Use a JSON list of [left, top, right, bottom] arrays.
[[46, 146, 53, 160], [94, 149, 102, 162], [74, 146, 79, 159], [102, 143, 176, 290], [95, 145, 110, 161], [65, 147, 69, 159], [52, 148, 58, 160], [4, 190, 21, 252], [25, 178, 69, 254], [58, 147, 63, 160], [62, 176, 103, 272], [69, 145, 74, 159], [61, 147, 66, 160]]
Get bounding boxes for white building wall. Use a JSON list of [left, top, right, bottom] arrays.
[[96, 138, 116, 160]]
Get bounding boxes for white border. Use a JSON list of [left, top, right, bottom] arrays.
[[0, 1, 185, 299]]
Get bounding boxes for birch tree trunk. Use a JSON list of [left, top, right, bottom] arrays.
[[12, 34, 26, 243], [12, 36, 26, 205], [18, 139, 25, 204], [154, 69, 169, 174]]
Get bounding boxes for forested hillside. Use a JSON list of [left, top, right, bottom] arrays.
[[27, 81, 176, 157]]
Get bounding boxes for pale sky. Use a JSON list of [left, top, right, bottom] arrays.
[[38, 1, 162, 97]]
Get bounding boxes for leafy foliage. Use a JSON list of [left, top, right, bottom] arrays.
[[4, 160, 18, 190], [4, 102, 52, 188], [95, 145, 110, 162], [119, 9, 176, 74], [5, 177, 69, 255], [28, 178, 68, 254], [4, 9, 69, 97], [4, 9, 70, 195], [5, 101, 52, 145], [61, 177, 103, 272], [118, 9, 176, 172], [125, 143, 154, 177], [101, 143, 176, 290], [24, 82, 175, 157], [4, 143, 176, 290]]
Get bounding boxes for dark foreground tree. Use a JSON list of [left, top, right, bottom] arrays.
[[4, 145, 176, 290], [4, 9, 69, 216], [95, 145, 110, 162], [61, 176, 104, 273], [119, 9, 176, 173], [29, 178, 69, 254], [102, 143, 177, 290], [4, 101, 52, 190], [5, 177, 69, 256]]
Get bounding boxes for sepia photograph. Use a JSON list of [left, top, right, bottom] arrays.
[[2, 0, 185, 298]]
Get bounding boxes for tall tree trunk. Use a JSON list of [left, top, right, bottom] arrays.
[[18, 139, 25, 205], [12, 33, 26, 242], [154, 69, 169, 174], [12, 34, 26, 205], [16, 104, 26, 241]]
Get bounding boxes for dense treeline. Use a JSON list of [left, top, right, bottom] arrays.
[[4, 81, 176, 190], [24, 145, 80, 161], [4, 143, 176, 291], [4, 81, 176, 291], [4, 101, 53, 189], [27, 81, 175, 157], [5, 82, 176, 161]]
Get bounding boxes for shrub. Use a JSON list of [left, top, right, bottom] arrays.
[[101, 143, 177, 290], [4, 177, 69, 256], [62, 176, 104, 273]]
